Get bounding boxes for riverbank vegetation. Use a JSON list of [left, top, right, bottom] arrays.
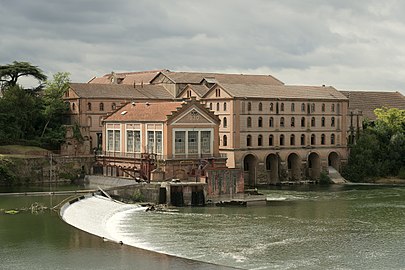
[[0, 61, 69, 150], [343, 107, 405, 182]]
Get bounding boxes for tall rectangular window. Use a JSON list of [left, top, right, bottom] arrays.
[[147, 131, 154, 153], [127, 130, 134, 152], [134, 131, 141, 152], [200, 131, 211, 154], [188, 131, 198, 154], [156, 131, 162, 154], [114, 130, 120, 151], [126, 130, 141, 153], [175, 131, 186, 154], [107, 130, 113, 151]]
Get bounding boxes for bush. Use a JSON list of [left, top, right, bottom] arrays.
[[319, 171, 332, 185], [398, 167, 405, 179], [0, 158, 16, 186]]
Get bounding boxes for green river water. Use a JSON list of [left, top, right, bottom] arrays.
[[1, 184, 405, 270]]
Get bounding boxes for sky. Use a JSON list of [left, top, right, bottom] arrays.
[[1, 0, 405, 93]]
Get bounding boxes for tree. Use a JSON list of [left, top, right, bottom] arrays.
[[40, 72, 70, 148], [0, 61, 47, 94]]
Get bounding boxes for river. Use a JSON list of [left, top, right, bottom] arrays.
[[1, 184, 405, 269]]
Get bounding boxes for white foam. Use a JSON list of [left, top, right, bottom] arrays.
[[61, 195, 145, 243]]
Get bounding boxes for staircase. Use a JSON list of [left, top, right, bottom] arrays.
[[328, 166, 348, 184]]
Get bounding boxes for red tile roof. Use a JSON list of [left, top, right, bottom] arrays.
[[88, 70, 167, 85], [340, 90, 405, 120], [158, 71, 285, 85], [69, 83, 174, 99], [216, 84, 347, 100], [104, 102, 183, 122]]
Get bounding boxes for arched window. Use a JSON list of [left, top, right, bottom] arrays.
[[247, 117, 252, 128], [270, 103, 274, 112], [321, 134, 326, 145], [337, 103, 340, 114], [321, 117, 325, 127], [311, 134, 316, 145], [290, 134, 295, 146], [269, 135, 274, 146], [331, 134, 335, 144], [259, 102, 263, 111], [223, 135, 228, 146], [248, 102, 252, 111], [99, 102, 104, 111], [72, 103, 75, 111], [280, 103, 284, 111], [311, 103, 315, 112], [311, 117, 316, 127], [209, 103, 212, 110], [223, 102, 227, 111], [223, 117, 227, 128], [269, 117, 274, 127], [301, 134, 306, 145], [331, 117, 335, 127], [258, 135, 263, 146], [247, 135, 252, 147], [301, 117, 306, 127], [87, 102, 92, 111], [291, 117, 295, 127], [291, 103, 295, 112], [258, 117, 263, 127], [216, 102, 220, 111], [280, 135, 285, 146], [331, 104, 335, 112], [322, 103, 325, 112], [112, 103, 116, 110], [280, 117, 285, 127], [301, 103, 305, 112]]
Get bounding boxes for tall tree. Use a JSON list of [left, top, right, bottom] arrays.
[[0, 61, 47, 94], [41, 72, 70, 138]]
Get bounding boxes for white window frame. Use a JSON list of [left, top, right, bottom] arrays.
[[172, 128, 214, 157]]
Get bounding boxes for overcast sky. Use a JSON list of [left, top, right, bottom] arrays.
[[1, 0, 405, 93]]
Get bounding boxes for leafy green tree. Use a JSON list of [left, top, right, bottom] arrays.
[[344, 107, 405, 182], [0, 61, 47, 94], [40, 72, 70, 145], [0, 85, 42, 141]]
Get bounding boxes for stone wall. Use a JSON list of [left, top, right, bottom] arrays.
[[1, 155, 94, 186]]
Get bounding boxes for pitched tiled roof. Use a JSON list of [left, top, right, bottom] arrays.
[[161, 71, 284, 85], [69, 83, 174, 99], [88, 70, 167, 85], [216, 84, 347, 100], [340, 90, 405, 120], [104, 102, 183, 122], [186, 84, 210, 97]]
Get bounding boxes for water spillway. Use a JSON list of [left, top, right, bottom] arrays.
[[60, 195, 145, 243]]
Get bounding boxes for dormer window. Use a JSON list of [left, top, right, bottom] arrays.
[[215, 88, 221, 97], [187, 90, 192, 98]]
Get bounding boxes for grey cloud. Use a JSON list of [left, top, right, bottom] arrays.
[[0, 0, 404, 93]]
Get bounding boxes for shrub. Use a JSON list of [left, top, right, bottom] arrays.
[[398, 167, 405, 179], [319, 171, 332, 185]]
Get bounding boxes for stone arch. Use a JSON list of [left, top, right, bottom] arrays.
[[266, 154, 279, 184], [308, 152, 321, 180], [328, 152, 340, 171], [287, 153, 301, 181], [243, 154, 257, 187]]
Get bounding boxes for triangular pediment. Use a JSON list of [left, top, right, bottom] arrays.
[[171, 106, 216, 125]]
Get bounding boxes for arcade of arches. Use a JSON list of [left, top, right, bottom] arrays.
[[242, 151, 343, 187]]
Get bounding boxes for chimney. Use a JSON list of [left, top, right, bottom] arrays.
[[111, 72, 117, 84]]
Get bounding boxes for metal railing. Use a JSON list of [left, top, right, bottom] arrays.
[[96, 151, 225, 160]]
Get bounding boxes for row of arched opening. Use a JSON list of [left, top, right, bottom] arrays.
[[243, 152, 340, 186]]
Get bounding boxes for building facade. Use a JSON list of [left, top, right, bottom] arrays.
[[66, 70, 350, 186], [97, 98, 227, 181]]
